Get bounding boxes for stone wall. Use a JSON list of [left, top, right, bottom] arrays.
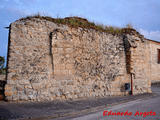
[[0, 75, 5, 81], [124, 35, 151, 94], [0, 74, 6, 100], [148, 40, 160, 83], [5, 17, 151, 101]]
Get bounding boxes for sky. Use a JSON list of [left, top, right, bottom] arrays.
[[0, 0, 160, 62]]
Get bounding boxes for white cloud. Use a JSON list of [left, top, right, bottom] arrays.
[[138, 29, 160, 42]]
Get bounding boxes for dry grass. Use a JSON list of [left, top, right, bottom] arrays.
[[19, 14, 139, 35]]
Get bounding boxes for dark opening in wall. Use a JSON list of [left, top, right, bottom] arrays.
[[158, 49, 160, 64]]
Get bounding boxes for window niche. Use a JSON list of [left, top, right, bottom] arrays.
[[158, 49, 160, 64]]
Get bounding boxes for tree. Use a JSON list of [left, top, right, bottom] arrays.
[[0, 56, 6, 74]]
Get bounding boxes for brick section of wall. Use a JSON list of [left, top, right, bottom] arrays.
[[5, 18, 151, 101], [124, 35, 151, 95], [149, 41, 160, 83]]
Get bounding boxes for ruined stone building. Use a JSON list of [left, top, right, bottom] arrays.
[[1, 16, 160, 101]]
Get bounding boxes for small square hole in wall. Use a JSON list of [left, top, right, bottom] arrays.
[[158, 49, 160, 64]]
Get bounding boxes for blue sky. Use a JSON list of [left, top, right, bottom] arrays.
[[0, 0, 160, 62]]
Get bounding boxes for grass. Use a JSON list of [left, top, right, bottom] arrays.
[[18, 14, 140, 35]]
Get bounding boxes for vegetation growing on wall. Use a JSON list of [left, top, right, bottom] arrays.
[[18, 14, 141, 35]]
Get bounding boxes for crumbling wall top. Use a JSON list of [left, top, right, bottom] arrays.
[[13, 15, 144, 37]]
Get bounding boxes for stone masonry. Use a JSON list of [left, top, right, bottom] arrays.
[[0, 74, 6, 100], [5, 17, 152, 101], [124, 35, 152, 94], [148, 40, 160, 84]]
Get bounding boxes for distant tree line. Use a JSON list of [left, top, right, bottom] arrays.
[[0, 56, 6, 74]]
